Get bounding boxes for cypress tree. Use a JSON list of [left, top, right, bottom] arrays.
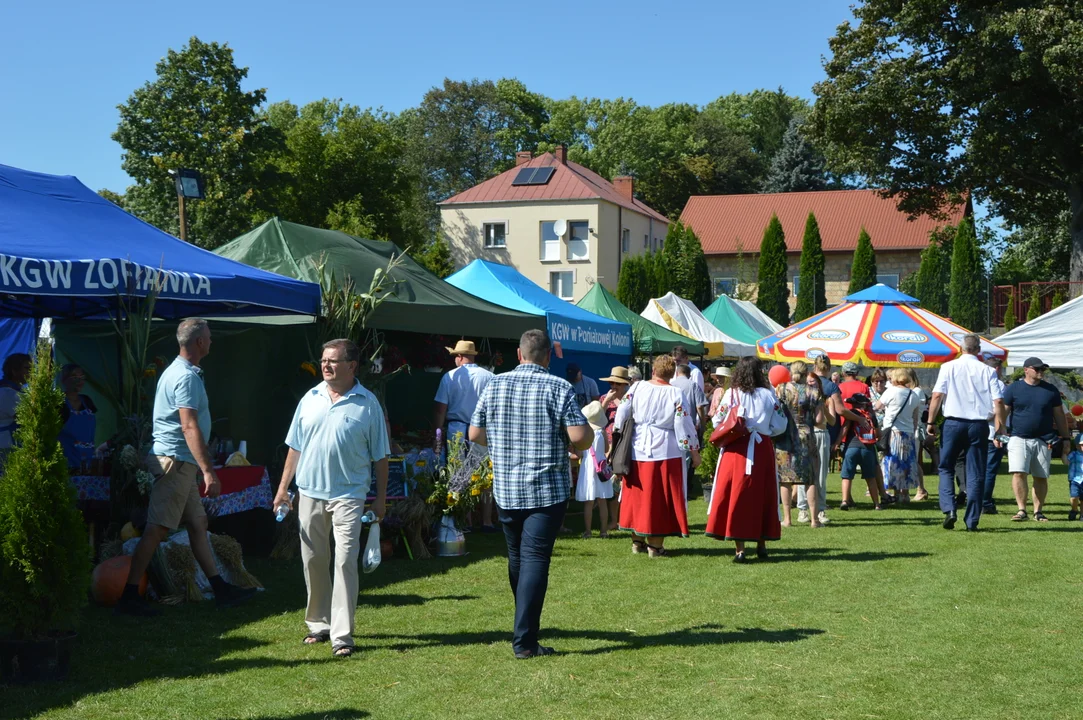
[[914, 239, 945, 314], [756, 214, 790, 325], [683, 225, 713, 308], [616, 254, 651, 314], [848, 227, 878, 294], [1003, 290, 1017, 331], [948, 217, 984, 330], [1025, 285, 1042, 322], [651, 250, 675, 298], [1051, 288, 1066, 309], [794, 211, 826, 320]]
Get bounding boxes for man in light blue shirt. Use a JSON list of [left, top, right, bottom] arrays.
[[274, 338, 389, 658], [117, 318, 256, 616]]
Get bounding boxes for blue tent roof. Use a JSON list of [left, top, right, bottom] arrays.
[[844, 284, 918, 304], [0, 164, 321, 319], [446, 260, 632, 355]]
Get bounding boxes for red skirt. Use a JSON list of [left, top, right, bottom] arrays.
[[618, 457, 688, 538], [706, 435, 781, 542]]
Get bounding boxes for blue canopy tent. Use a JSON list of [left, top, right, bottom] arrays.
[[446, 260, 633, 388], [0, 164, 320, 319]]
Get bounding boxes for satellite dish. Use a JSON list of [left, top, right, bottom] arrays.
[[552, 219, 568, 238], [586, 275, 596, 286]]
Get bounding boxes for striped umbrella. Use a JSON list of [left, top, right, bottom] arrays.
[[756, 284, 1007, 368]]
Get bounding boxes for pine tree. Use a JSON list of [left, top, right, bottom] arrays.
[[756, 214, 790, 325], [1026, 285, 1042, 322], [915, 238, 946, 314], [762, 117, 831, 193], [650, 250, 675, 298], [794, 212, 826, 320], [1003, 290, 1017, 330], [848, 227, 878, 294], [0, 340, 90, 638], [616, 254, 651, 314], [948, 217, 985, 330], [683, 225, 713, 308]]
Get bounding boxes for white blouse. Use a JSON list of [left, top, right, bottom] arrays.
[[711, 387, 788, 436], [614, 381, 699, 461]]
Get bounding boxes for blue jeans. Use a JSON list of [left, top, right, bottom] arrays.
[[938, 419, 988, 528], [497, 500, 568, 653], [984, 439, 1007, 508]]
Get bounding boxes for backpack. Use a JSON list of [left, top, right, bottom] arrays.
[[839, 381, 879, 446]]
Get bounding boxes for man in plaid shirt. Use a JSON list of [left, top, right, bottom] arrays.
[[470, 330, 593, 659]]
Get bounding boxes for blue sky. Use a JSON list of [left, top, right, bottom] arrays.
[[1, 0, 858, 194]]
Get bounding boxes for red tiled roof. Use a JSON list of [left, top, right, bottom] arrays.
[[440, 152, 669, 223], [680, 189, 969, 255]]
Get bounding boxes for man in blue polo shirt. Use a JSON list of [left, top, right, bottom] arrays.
[[273, 338, 389, 658]]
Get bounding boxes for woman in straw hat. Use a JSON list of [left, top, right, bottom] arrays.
[[707, 366, 732, 421], [576, 401, 614, 538], [613, 355, 701, 558], [599, 366, 633, 532]]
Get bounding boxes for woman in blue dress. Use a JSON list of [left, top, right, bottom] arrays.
[[58, 364, 97, 471]]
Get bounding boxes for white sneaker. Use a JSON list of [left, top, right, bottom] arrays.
[[817, 511, 831, 525], [797, 510, 810, 523]]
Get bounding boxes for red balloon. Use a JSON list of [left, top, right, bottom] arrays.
[[768, 365, 792, 387], [91, 555, 148, 607], [1071, 404, 1083, 417]]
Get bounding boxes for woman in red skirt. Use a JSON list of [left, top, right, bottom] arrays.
[[706, 356, 788, 562], [614, 355, 701, 557]]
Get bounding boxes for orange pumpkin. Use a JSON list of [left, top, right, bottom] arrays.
[[91, 555, 147, 607]]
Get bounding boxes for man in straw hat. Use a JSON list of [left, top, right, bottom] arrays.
[[434, 339, 496, 531]]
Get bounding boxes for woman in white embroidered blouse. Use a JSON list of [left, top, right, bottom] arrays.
[[614, 355, 700, 558], [705, 356, 787, 562]]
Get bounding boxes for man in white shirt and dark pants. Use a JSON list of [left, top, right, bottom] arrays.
[[926, 334, 1005, 531]]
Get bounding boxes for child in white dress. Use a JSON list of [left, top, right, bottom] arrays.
[[576, 401, 613, 538]]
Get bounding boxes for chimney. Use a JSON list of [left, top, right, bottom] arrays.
[[613, 175, 634, 202], [555, 144, 567, 165], [515, 151, 533, 166]]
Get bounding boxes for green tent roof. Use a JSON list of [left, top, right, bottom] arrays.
[[576, 283, 705, 355], [701, 295, 776, 344], [215, 218, 544, 339]]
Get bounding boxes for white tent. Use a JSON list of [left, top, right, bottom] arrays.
[[996, 293, 1083, 369], [641, 292, 756, 358], [730, 298, 785, 337]]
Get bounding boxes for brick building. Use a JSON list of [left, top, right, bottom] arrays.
[[680, 189, 970, 311]]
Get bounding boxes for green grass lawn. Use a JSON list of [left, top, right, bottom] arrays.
[[6, 462, 1083, 720]]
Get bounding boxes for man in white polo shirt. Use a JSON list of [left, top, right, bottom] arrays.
[[925, 334, 1005, 531], [273, 338, 390, 658]]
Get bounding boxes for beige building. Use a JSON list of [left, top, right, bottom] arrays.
[[440, 148, 669, 303], [681, 189, 971, 313]]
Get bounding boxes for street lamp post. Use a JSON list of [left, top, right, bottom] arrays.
[[172, 168, 205, 242]]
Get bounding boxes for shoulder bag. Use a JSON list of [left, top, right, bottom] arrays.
[[877, 389, 912, 453], [710, 390, 749, 449], [609, 394, 636, 477]]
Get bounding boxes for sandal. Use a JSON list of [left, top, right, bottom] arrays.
[[647, 544, 669, 558], [839, 502, 852, 511], [303, 630, 330, 645], [332, 645, 354, 658], [1011, 510, 1027, 522], [1033, 511, 1049, 522], [631, 539, 647, 554]]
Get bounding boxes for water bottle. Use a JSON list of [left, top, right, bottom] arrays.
[[275, 491, 296, 522], [995, 434, 1010, 445], [361, 510, 377, 524]]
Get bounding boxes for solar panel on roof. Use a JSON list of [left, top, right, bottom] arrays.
[[511, 166, 556, 186]]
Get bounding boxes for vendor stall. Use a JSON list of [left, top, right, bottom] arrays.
[[641, 292, 756, 358], [576, 283, 705, 356]]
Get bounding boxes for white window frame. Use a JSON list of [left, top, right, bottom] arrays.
[[876, 273, 900, 289], [482, 220, 508, 249], [714, 277, 738, 297], [549, 270, 575, 300], [567, 220, 590, 261], [540, 221, 561, 262], [622, 228, 630, 254]]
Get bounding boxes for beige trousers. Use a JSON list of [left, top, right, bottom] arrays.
[[299, 494, 366, 647]]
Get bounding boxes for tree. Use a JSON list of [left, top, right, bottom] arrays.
[[991, 211, 1072, 286], [1026, 286, 1043, 322], [413, 235, 454, 279], [112, 37, 282, 248], [848, 228, 877, 294], [703, 88, 811, 162], [616, 254, 652, 314], [649, 250, 675, 299], [756, 215, 789, 325], [948, 218, 985, 331], [899, 272, 918, 298], [682, 225, 713, 309], [1003, 291, 1018, 331], [98, 189, 125, 209], [1051, 288, 1066, 309], [762, 117, 832, 194], [809, 1, 1083, 282], [794, 212, 826, 320]]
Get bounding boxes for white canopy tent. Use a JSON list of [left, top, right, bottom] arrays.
[[730, 298, 785, 337], [641, 292, 756, 358], [996, 293, 1083, 369]]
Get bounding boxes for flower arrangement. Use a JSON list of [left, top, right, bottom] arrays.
[[416, 432, 493, 524]]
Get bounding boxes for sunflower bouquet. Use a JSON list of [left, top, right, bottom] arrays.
[[418, 432, 493, 524]]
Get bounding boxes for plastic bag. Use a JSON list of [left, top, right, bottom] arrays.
[[362, 521, 382, 574]]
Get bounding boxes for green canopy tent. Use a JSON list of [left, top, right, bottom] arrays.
[[576, 283, 705, 355], [701, 295, 782, 345], [215, 218, 544, 339]]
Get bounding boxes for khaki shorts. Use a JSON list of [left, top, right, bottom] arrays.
[[145, 455, 205, 530], [1007, 437, 1052, 479]]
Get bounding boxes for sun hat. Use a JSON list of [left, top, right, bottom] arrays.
[[713, 366, 732, 377], [581, 401, 607, 430], [446, 340, 478, 356], [600, 366, 631, 385]]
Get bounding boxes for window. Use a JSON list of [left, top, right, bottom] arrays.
[[643, 233, 649, 249], [792, 275, 800, 297], [540, 221, 560, 261], [714, 277, 738, 297], [876, 273, 900, 289], [483, 222, 506, 248], [622, 229, 630, 253], [568, 221, 589, 260], [550, 270, 574, 300]]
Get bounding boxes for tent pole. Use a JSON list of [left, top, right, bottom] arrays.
[[177, 193, 188, 242]]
